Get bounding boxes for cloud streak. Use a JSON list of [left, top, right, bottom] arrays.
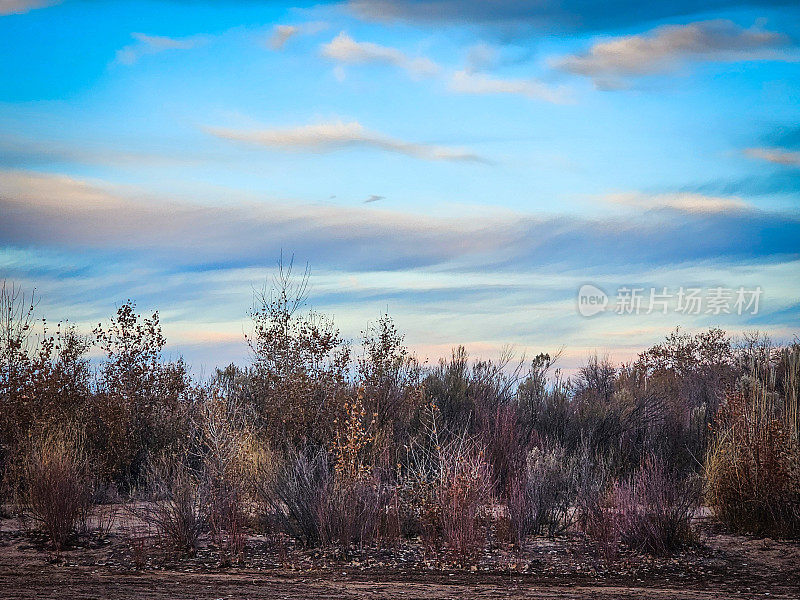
[[347, 1, 796, 36], [449, 69, 572, 104], [745, 147, 800, 167], [0, 0, 56, 16], [205, 120, 488, 163], [555, 20, 792, 89], [116, 32, 205, 65], [2, 170, 797, 276], [606, 191, 749, 213], [268, 25, 299, 50], [320, 33, 565, 103], [267, 22, 328, 50], [321, 32, 439, 78]]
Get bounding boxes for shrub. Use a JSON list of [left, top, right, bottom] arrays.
[[509, 444, 579, 541], [401, 417, 493, 562], [437, 438, 493, 560], [92, 301, 191, 489], [580, 456, 697, 560], [197, 397, 251, 565], [252, 448, 329, 546], [320, 472, 396, 550], [22, 426, 92, 549], [581, 487, 622, 564], [479, 402, 529, 501], [133, 454, 207, 555], [615, 457, 699, 556], [246, 259, 350, 448], [705, 388, 800, 536]]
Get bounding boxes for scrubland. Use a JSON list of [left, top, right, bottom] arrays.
[[1, 270, 799, 599]]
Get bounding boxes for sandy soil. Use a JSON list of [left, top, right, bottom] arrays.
[[1, 511, 798, 600]]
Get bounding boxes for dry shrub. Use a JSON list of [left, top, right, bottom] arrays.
[[252, 448, 329, 546], [320, 472, 397, 550], [246, 260, 350, 448], [615, 457, 699, 555], [479, 402, 529, 501], [581, 487, 622, 564], [438, 439, 493, 560], [318, 388, 399, 550], [133, 454, 207, 555], [196, 397, 252, 565], [401, 414, 493, 562], [22, 426, 92, 549], [510, 444, 579, 541], [705, 389, 800, 537], [580, 455, 697, 560], [331, 388, 375, 480]]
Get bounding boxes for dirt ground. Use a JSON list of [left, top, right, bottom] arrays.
[[1, 511, 798, 600]]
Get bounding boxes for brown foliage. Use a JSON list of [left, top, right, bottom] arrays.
[[21, 426, 92, 549], [705, 386, 800, 537]]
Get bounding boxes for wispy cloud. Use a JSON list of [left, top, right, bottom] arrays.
[[745, 147, 800, 167], [267, 21, 328, 50], [320, 32, 564, 102], [116, 32, 205, 65], [0, 0, 56, 16], [321, 32, 439, 78], [0, 133, 201, 169], [606, 191, 749, 213], [268, 25, 299, 50], [348, 1, 796, 36], [3, 170, 798, 275], [364, 194, 385, 203], [555, 20, 792, 89], [449, 69, 572, 104], [205, 120, 488, 163]]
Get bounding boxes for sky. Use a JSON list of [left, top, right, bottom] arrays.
[[1, 0, 799, 374]]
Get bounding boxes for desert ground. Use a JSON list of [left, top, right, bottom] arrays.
[[1, 510, 798, 600]]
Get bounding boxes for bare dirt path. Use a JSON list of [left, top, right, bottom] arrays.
[[1, 514, 798, 600], [1, 557, 798, 600]]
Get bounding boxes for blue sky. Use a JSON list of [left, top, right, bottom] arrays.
[[1, 0, 799, 372]]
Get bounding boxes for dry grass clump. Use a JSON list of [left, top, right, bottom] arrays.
[[581, 457, 698, 560], [133, 453, 208, 555], [615, 457, 699, 555], [21, 425, 92, 550], [252, 448, 328, 546], [705, 383, 800, 537]]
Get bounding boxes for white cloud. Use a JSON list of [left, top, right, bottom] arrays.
[[0, 0, 56, 16], [321, 32, 439, 78], [745, 147, 800, 167], [606, 191, 749, 213], [205, 120, 488, 163], [555, 20, 792, 89], [116, 32, 205, 66], [449, 69, 572, 104]]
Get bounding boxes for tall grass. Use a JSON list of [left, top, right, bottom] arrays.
[[705, 381, 800, 536]]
